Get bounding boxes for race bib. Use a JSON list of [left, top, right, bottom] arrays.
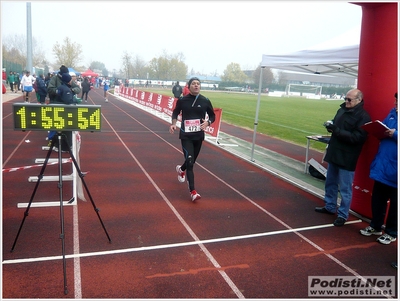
[[184, 119, 201, 132]]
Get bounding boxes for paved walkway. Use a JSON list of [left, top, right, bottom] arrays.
[[2, 90, 23, 102]]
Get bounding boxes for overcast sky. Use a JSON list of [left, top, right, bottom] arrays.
[[1, 1, 362, 76]]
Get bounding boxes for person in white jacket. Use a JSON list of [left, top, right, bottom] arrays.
[[20, 71, 35, 103]]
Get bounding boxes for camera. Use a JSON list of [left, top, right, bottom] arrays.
[[323, 120, 333, 127]]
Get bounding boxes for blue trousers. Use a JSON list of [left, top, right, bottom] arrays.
[[324, 163, 355, 220]]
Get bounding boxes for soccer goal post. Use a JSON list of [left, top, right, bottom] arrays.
[[285, 84, 322, 98]]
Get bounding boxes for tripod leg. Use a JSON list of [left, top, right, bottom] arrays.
[[11, 137, 55, 252], [64, 135, 112, 243], [57, 133, 68, 295]]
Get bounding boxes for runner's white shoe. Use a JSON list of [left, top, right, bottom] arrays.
[[176, 165, 185, 183], [190, 190, 201, 202]]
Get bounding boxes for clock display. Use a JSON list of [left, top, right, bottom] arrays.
[[13, 103, 101, 132]]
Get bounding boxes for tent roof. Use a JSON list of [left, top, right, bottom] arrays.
[[68, 67, 81, 76], [261, 44, 359, 77], [81, 69, 98, 77]]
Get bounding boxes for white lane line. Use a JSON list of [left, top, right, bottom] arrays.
[[111, 100, 381, 291], [1, 99, 365, 298], [73, 201, 82, 299], [104, 100, 371, 292], [3, 219, 362, 265], [2, 131, 31, 168], [93, 110, 245, 299]]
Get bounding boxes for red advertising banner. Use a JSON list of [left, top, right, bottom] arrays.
[[116, 88, 222, 138], [205, 107, 222, 138]]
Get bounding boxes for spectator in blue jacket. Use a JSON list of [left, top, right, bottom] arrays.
[[360, 92, 398, 245]]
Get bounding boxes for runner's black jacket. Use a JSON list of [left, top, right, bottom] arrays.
[[171, 93, 215, 141]]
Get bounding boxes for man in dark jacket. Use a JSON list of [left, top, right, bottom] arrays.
[[36, 74, 48, 104], [172, 81, 183, 99], [47, 71, 82, 152], [315, 88, 371, 227], [81, 77, 91, 102], [47, 65, 81, 103]]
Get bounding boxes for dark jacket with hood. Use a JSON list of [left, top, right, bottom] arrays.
[[48, 70, 81, 102], [324, 100, 371, 171]]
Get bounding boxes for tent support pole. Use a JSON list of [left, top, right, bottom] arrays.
[[251, 67, 264, 161]]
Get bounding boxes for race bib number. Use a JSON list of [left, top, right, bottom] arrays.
[[184, 119, 201, 132]]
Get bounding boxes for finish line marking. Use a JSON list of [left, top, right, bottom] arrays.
[[2, 159, 72, 173], [3, 219, 361, 265]]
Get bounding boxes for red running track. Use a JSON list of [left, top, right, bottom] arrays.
[[2, 89, 397, 299]]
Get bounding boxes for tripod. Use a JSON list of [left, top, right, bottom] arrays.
[[11, 131, 112, 295]]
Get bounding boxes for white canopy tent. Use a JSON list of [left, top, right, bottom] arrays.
[[251, 44, 360, 160], [261, 44, 359, 77]]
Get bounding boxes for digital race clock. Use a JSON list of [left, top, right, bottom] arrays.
[[13, 103, 101, 132]]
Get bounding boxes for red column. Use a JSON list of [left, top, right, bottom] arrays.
[[351, 2, 398, 218]]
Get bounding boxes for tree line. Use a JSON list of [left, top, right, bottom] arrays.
[[2, 34, 350, 96], [2, 34, 276, 84]]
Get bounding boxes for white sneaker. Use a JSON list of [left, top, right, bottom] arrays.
[[176, 165, 185, 183], [190, 190, 201, 202], [105, 98, 108, 102], [360, 226, 382, 236], [377, 233, 396, 245]]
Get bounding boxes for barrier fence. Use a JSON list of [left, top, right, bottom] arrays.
[[115, 86, 223, 139]]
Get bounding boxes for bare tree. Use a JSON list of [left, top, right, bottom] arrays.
[[121, 51, 132, 79], [89, 61, 106, 71], [52, 37, 82, 68], [276, 70, 288, 85], [252, 65, 274, 87], [147, 50, 187, 80], [3, 34, 47, 69], [132, 55, 148, 79]]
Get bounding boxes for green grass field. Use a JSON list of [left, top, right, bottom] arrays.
[[127, 87, 342, 152]]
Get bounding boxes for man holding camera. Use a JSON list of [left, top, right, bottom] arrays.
[[315, 88, 371, 226]]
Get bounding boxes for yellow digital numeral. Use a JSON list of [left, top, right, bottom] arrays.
[[53, 107, 65, 129], [77, 108, 89, 129], [90, 109, 101, 130], [16, 107, 26, 129], [41, 107, 53, 129]]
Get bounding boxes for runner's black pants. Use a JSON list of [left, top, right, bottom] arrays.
[[180, 139, 203, 192]]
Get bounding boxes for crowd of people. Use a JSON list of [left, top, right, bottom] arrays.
[[4, 68, 129, 104]]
